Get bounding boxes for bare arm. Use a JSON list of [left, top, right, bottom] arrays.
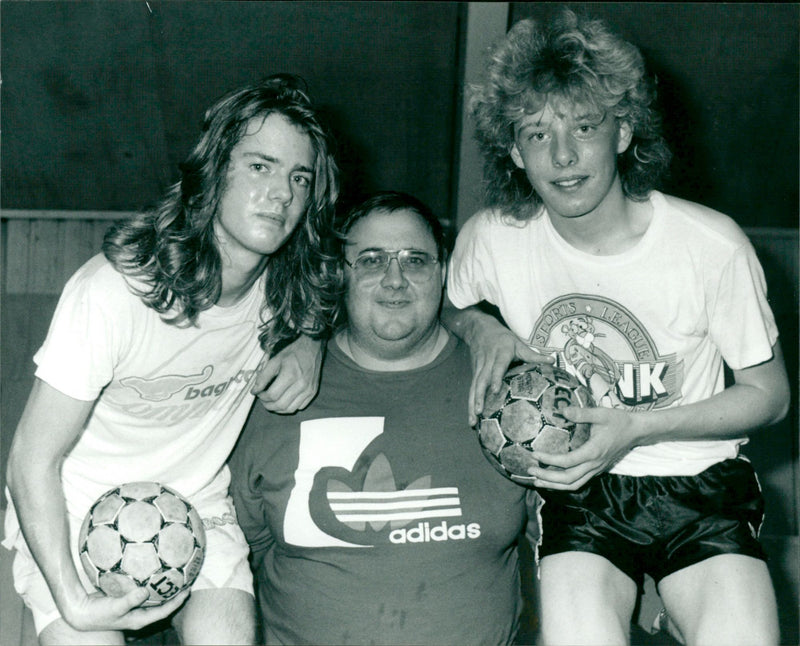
[[251, 334, 325, 413], [6, 378, 188, 631], [441, 295, 551, 425], [528, 341, 791, 490]]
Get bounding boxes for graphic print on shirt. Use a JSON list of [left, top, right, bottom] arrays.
[[102, 322, 259, 422], [529, 294, 684, 410], [120, 365, 214, 401], [283, 417, 480, 548]]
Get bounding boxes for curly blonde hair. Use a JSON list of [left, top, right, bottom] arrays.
[[470, 9, 671, 220]]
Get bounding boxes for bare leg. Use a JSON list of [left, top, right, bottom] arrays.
[[172, 588, 256, 645], [658, 554, 778, 646], [539, 551, 637, 646]]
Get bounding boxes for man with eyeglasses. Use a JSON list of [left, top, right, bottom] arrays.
[[228, 191, 539, 645]]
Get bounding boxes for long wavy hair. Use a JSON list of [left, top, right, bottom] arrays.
[[470, 9, 672, 220], [103, 74, 340, 351]]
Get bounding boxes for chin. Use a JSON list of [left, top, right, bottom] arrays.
[[255, 236, 292, 256], [548, 201, 601, 219], [374, 326, 416, 341]]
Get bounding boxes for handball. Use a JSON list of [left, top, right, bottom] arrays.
[[476, 363, 595, 485], [78, 482, 206, 606]]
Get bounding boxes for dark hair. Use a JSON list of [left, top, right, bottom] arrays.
[[337, 191, 445, 261], [470, 9, 672, 220], [103, 74, 340, 351]]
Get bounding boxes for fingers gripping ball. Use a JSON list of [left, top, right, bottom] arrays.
[[78, 482, 206, 606], [476, 363, 595, 485]]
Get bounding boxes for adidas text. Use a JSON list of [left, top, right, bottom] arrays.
[[389, 521, 481, 544]]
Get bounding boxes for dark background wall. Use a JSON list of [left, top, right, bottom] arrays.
[[0, 1, 462, 217]]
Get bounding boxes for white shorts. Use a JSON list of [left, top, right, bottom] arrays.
[[5, 487, 253, 635]]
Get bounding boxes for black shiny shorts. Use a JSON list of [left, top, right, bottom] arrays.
[[537, 458, 767, 589]]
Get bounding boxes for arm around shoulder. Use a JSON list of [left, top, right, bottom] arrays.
[[252, 334, 326, 413], [442, 293, 551, 424]]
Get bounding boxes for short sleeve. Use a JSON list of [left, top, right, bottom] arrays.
[[33, 256, 128, 400], [447, 211, 497, 309], [708, 242, 779, 370]]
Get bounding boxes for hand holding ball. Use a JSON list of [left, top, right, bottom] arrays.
[[476, 363, 595, 485], [78, 482, 205, 606]]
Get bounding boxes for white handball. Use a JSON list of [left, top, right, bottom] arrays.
[[78, 481, 206, 606]]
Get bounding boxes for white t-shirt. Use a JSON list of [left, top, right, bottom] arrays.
[[31, 253, 266, 518], [447, 191, 779, 476]]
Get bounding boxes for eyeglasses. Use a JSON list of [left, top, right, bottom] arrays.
[[344, 249, 440, 281]]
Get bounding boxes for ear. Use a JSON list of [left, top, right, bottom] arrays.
[[616, 120, 633, 154], [510, 143, 526, 170]]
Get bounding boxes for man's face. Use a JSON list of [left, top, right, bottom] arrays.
[[510, 99, 632, 221], [215, 113, 315, 271], [344, 209, 444, 360]]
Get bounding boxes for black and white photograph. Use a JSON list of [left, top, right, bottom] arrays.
[[1, 3, 797, 645]]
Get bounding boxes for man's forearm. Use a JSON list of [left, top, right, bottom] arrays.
[[8, 462, 87, 622], [633, 382, 789, 448], [440, 302, 497, 344], [6, 378, 98, 625]]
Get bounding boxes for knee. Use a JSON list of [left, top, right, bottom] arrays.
[[680, 620, 778, 646], [175, 615, 256, 646], [664, 591, 779, 646], [173, 590, 257, 645]]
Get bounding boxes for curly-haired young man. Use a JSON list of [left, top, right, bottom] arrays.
[[4, 74, 338, 645], [444, 10, 789, 645]]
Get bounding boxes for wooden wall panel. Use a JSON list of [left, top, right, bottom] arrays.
[[3, 221, 30, 293], [4, 218, 121, 294], [27, 221, 61, 294], [63, 220, 97, 285]]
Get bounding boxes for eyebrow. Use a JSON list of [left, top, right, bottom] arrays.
[[516, 112, 550, 135], [575, 112, 606, 123], [351, 246, 431, 255], [517, 110, 606, 134], [241, 152, 314, 174], [519, 117, 547, 131]]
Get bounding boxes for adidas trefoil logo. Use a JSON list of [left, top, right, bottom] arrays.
[[325, 453, 481, 544]]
